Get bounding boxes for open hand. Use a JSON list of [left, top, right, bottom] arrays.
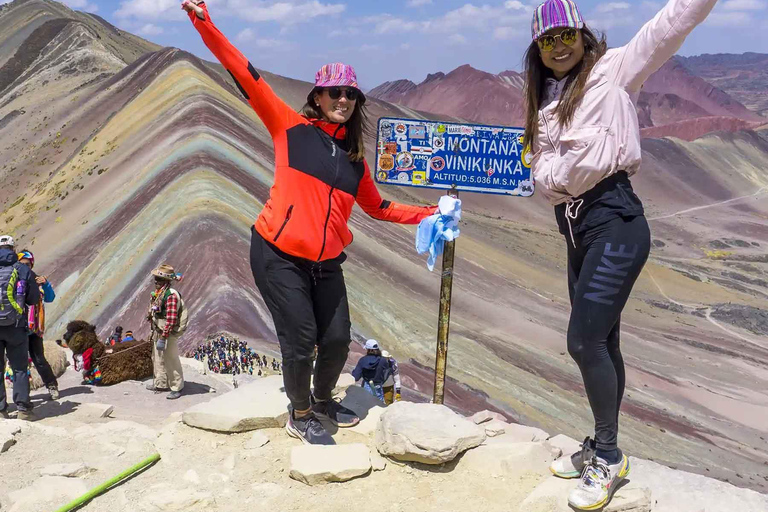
[[35, 276, 47, 285], [181, 0, 205, 18]]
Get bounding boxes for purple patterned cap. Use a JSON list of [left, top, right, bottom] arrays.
[[315, 62, 360, 89], [531, 0, 584, 41]]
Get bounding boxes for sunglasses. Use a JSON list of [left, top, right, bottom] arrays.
[[537, 28, 579, 53], [325, 87, 359, 101]]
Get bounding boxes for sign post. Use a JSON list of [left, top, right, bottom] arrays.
[[433, 186, 458, 404], [374, 118, 533, 404]]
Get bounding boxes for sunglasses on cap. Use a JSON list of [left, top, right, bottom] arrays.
[[325, 87, 360, 101], [537, 28, 579, 53]]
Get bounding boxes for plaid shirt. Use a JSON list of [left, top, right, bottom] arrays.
[[160, 289, 179, 340]]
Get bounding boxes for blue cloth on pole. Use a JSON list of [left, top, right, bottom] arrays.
[[416, 196, 461, 271]]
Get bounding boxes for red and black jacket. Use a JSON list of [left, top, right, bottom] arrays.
[[188, 5, 435, 262]]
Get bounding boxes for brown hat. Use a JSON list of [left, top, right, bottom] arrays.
[[151, 264, 178, 281]]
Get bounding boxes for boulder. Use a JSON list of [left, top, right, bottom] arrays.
[[484, 419, 510, 437], [547, 434, 581, 456], [40, 462, 96, 478], [143, 488, 214, 510], [0, 423, 21, 454], [8, 476, 88, 509], [245, 431, 270, 449], [518, 477, 651, 512], [375, 402, 486, 464], [289, 443, 372, 485], [471, 410, 508, 425], [182, 375, 289, 433], [629, 458, 768, 512], [81, 403, 114, 418], [460, 441, 556, 478], [502, 423, 549, 442]]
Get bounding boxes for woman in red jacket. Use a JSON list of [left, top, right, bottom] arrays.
[[183, 0, 437, 445]]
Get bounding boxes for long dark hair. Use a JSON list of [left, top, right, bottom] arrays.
[[302, 88, 371, 162], [522, 27, 607, 149]]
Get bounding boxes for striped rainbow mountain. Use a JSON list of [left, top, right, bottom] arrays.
[[1, 0, 767, 492]]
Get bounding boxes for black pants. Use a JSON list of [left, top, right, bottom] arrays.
[[566, 215, 650, 452], [250, 229, 351, 411], [0, 326, 32, 412], [29, 333, 57, 388]]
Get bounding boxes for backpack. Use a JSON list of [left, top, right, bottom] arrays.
[[0, 263, 26, 327], [154, 288, 189, 334]]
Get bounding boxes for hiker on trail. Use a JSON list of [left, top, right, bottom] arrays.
[[0, 236, 41, 420], [381, 350, 402, 405], [523, 0, 719, 508], [351, 340, 392, 403], [107, 326, 123, 346], [123, 331, 135, 343], [183, 0, 443, 445], [17, 250, 60, 401], [146, 264, 187, 400]]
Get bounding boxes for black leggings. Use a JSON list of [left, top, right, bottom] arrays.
[[249, 229, 351, 411], [566, 215, 650, 452], [29, 333, 58, 388]]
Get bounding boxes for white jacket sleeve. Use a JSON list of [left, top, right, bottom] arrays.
[[611, 0, 719, 93], [392, 360, 401, 389]]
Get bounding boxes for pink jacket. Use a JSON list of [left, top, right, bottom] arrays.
[[531, 0, 719, 206]]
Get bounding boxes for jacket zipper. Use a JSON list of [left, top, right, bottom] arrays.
[[317, 136, 342, 262], [273, 204, 294, 242]]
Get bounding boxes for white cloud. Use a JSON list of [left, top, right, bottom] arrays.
[[406, 0, 432, 6], [504, 0, 525, 9], [138, 23, 164, 35], [374, 15, 418, 34], [115, 0, 345, 25], [448, 34, 467, 45], [705, 11, 751, 26], [641, 1, 662, 10], [61, 0, 99, 12], [494, 26, 519, 40], [722, 0, 766, 9], [237, 28, 256, 41], [596, 2, 630, 12], [237, 28, 292, 49]]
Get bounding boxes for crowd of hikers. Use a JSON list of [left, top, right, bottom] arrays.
[[192, 335, 282, 376], [0, 0, 721, 508]]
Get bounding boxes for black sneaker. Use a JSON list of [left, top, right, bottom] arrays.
[[286, 409, 335, 445], [311, 396, 360, 428]]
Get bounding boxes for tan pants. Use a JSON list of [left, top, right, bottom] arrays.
[[152, 332, 184, 392]]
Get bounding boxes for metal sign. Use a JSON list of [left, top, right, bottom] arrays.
[[375, 117, 534, 197]]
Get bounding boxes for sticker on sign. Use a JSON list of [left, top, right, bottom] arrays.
[[375, 117, 534, 196]]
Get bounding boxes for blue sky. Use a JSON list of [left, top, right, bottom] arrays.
[[26, 0, 768, 88]]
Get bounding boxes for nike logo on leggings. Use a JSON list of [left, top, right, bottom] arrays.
[[584, 243, 639, 305]]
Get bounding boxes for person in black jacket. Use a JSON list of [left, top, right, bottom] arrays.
[[351, 340, 392, 403], [0, 235, 41, 420]]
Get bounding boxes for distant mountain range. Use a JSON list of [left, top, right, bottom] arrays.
[[369, 55, 768, 141]]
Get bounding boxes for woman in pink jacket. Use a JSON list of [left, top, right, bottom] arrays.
[[523, 0, 718, 508]]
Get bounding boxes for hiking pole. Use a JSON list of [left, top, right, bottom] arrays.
[[433, 185, 458, 405], [54, 453, 161, 512]]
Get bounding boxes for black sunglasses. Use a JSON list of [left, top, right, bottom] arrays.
[[326, 87, 359, 101]]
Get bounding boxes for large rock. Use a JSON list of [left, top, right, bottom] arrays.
[[460, 441, 556, 478], [289, 443, 372, 485], [546, 434, 581, 456], [40, 462, 96, 478], [471, 410, 508, 425], [501, 423, 550, 442], [375, 402, 486, 464], [0, 423, 21, 453], [182, 375, 289, 432], [81, 403, 115, 418], [484, 419, 510, 437], [8, 476, 88, 510], [143, 488, 214, 510], [519, 477, 651, 512], [629, 458, 768, 512]]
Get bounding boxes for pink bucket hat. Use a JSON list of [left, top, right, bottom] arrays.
[[309, 62, 366, 103], [531, 0, 584, 41]]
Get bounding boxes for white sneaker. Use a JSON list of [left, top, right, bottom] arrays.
[[568, 454, 630, 510], [550, 436, 595, 479]]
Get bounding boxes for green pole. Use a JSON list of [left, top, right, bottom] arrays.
[[54, 453, 161, 512]]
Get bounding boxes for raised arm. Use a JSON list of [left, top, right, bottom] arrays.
[[356, 161, 436, 224], [610, 0, 718, 94], [183, 0, 302, 137]]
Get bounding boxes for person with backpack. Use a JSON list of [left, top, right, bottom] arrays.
[[523, 0, 719, 508], [380, 350, 402, 405], [182, 0, 442, 445], [107, 326, 123, 346], [351, 340, 392, 403], [146, 264, 187, 400], [16, 250, 59, 401], [0, 236, 41, 420]]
